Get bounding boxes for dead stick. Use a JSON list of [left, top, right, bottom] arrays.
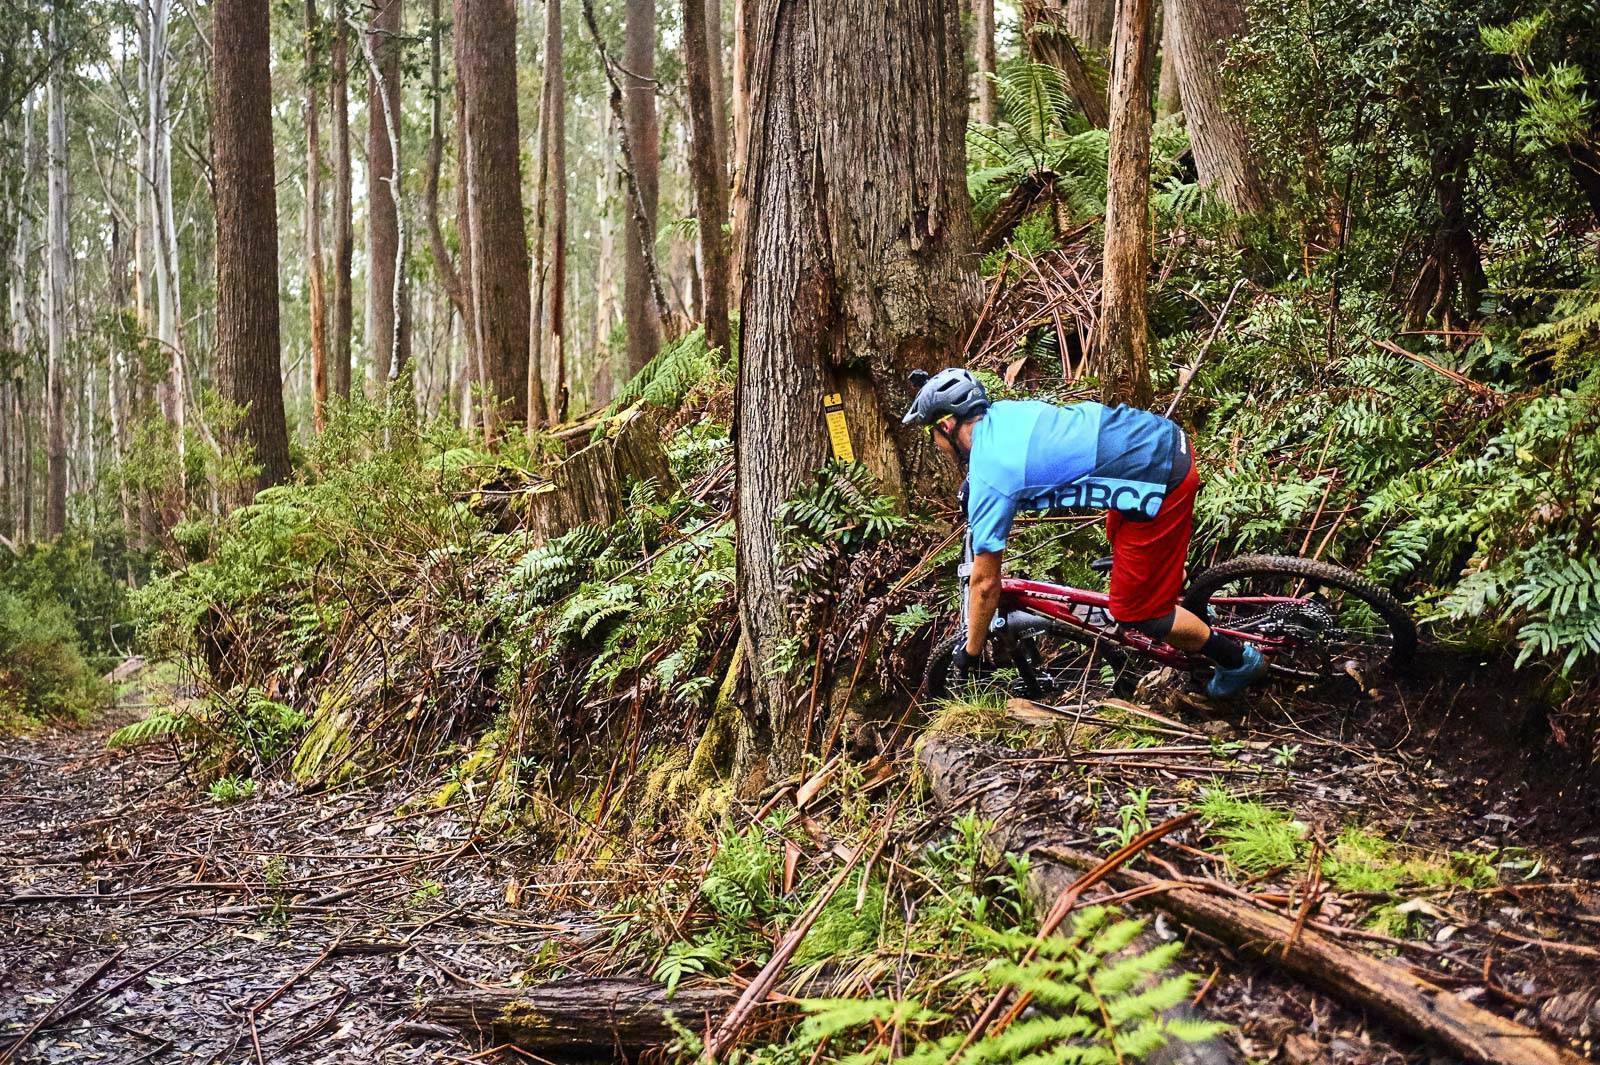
[[0, 949, 125, 1064]]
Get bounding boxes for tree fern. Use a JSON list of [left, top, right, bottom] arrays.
[[107, 707, 195, 749]]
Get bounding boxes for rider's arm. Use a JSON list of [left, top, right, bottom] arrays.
[[966, 550, 1003, 656]]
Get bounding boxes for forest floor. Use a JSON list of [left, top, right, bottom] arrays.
[[3, 659, 1600, 1063], [0, 666, 593, 1065]]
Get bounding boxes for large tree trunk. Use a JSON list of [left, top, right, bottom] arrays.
[[735, 0, 977, 776], [305, 0, 330, 430], [366, 0, 411, 389], [535, 0, 567, 422], [1019, 0, 1109, 128], [213, 0, 292, 499], [456, 0, 532, 434], [330, 18, 355, 400], [683, 0, 731, 358], [973, 0, 997, 125], [44, 19, 69, 538], [622, 0, 662, 376], [1065, 0, 1114, 50], [1168, 0, 1271, 213], [706, 0, 729, 181], [1098, 0, 1154, 407]]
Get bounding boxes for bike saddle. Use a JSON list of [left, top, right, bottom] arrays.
[[1090, 556, 1114, 573]]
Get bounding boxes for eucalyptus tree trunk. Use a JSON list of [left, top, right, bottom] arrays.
[[456, 0, 533, 434], [729, 0, 748, 300], [973, 0, 997, 125], [622, 0, 662, 376], [213, 0, 292, 499], [591, 123, 619, 403], [305, 0, 330, 429], [330, 17, 355, 399], [1168, 0, 1272, 213], [736, 0, 977, 775], [706, 0, 729, 181], [1156, 0, 1180, 117], [682, 0, 730, 358], [8, 99, 34, 543], [146, 0, 187, 454], [1065, 0, 1113, 49], [1099, 0, 1154, 407], [424, 0, 477, 406], [44, 27, 69, 537], [366, 0, 411, 388], [533, 0, 567, 423]]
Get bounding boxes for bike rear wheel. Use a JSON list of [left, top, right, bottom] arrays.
[[1182, 554, 1416, 681]]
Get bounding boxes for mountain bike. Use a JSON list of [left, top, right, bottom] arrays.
[[925, 535, 1417, 699]]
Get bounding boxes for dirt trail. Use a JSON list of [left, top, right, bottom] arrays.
[[0, 680, 579, 1064]]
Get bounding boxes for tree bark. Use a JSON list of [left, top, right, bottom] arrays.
[[424, 0, 477, 411], [330, 17, 355, 400], [736, 0, 977, 774], [305, 0, 330, 430], [1065, 0, 1113, 50], [456, 0, 533, 434], [44, 18, 69, 537], [683, 0, 731, 358], [535, 0, 567, 423], [973, 0, 997, 125], [366, 0, 411, 389], [622, 0, 662, 376], [591, 122, 619, 403], [427, 977, 742, 1052], [213, 0, 292, 499], [1019, 0, 1108, 128], [1098, 0, 1154, 407], [706, 0, 729, 182], [1156, 0, 1179, 117], [1168, 0, 1271, 213]]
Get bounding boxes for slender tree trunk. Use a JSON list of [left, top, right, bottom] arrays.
[[456, 0, 533, 434], [591, 122, 619, 403], [706, 0, 729, 181], [213, 0, 293, 499], [1019, 0, 1108, 128], [973, 0, 997, 125], [330, 17, 355, 400], [424, 0, 477, 384], [45, 25, 69, 538], [1098, 0, 1154, 407], [682, 0, 730, 357], [728, 0, 749, 304], [536, 0, 568, 422], [452, 57, 490, 437], [9, 97, 35, 544], [306, 0, 330, 429], [1168, 0, 1271, 213], [736, 0, 977, 774], [622, 0, 662, 375], [366, 0, 410, 389], [147, 0, 187, 479], [1155, 0, 1180, 117]]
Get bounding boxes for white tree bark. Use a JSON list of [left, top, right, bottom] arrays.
[[45, 21, 70, 537], [147, 0, 187, 454]]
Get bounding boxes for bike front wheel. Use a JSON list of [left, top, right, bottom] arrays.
[[1182, 554, 1417, 682]]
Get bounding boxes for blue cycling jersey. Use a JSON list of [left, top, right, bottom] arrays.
[[967, 399, 1184, 554]]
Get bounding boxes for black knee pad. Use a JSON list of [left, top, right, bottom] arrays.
[[1125, 611, 1176, 640]]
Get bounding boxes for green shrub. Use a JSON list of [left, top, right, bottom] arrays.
[[0, 588, 106, 727]]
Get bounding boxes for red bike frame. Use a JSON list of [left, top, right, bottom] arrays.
[[999, 575, 1302, 670]]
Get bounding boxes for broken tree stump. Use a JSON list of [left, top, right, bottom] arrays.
[[917, 734, 1592, 1065], [427, 976, 743, 1052], [515, 405, 677, 541]]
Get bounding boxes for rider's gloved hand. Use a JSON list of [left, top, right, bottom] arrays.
[[949, 643, 982, 687]]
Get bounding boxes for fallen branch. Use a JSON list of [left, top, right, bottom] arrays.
[[0, 949, 125, 1065], [427, 977, 739, 1052]]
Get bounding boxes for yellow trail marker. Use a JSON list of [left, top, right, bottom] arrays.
[[822, 393, 855, 464]]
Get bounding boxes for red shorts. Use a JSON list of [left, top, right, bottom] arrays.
[[1105, 463, 1199, 623]]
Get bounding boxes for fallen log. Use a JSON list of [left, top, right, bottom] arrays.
[[918, 734, 1592, 1065], [426, 976, 743, 1053]]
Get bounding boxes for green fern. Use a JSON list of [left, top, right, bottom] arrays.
[[107, 707, 195, 749]]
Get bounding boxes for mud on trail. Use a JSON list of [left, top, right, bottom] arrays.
[[0, 675, 589, 1065]]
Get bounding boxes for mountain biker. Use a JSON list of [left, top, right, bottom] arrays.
[[902, 367, 1268, 698]]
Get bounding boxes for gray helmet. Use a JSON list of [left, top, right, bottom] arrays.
[[901, 367, 990, 427]]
